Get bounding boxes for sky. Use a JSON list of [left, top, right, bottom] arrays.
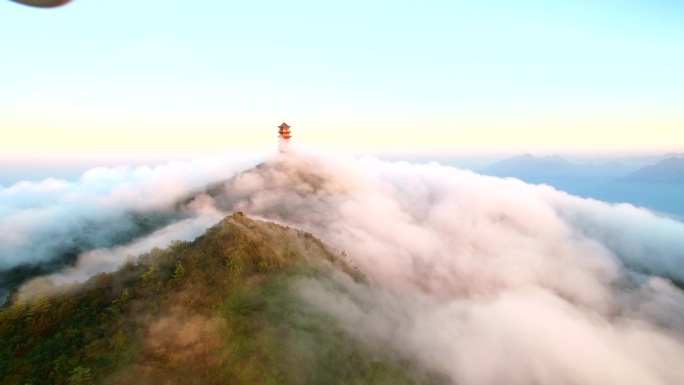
[[1, 0, 683, 161]]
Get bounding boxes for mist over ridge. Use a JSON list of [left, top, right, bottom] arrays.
[[186, 145, 684, 384], [3, 145, 684, 384], [0, 152, 261, 297]]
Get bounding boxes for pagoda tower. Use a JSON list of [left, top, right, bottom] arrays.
[[278, 122, 291, 151]]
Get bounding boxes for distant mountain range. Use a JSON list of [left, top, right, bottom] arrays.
[[483, 154, 574, 174], [480, 154, 636, 194], [619, 156, 684, 183], [480, 154, 684, 218]]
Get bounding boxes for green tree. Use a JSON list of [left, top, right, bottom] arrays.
[[111, 330, 127, 351], [119, 288, 131, 303], [29, 296, 52, 315], [172, 261, 187, 282], [227, 250, 245, 277], [68, 366, 93, 385]]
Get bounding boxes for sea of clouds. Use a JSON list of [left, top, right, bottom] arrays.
[[0, 152, 259, 290], [4, 144, 684, 384]]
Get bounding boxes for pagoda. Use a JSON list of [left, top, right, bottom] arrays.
[[278, 122, 291, 151]]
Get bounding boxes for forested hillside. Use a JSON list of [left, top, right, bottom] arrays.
[[0, 213, 442, 385]]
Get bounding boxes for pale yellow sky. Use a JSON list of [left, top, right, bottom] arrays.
[[2, 1, 684, 164], [2, 107, 682, 161]]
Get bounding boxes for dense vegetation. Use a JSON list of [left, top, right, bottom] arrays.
[[1, 213, 442, 385]]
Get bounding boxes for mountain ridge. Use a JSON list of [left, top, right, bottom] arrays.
[[618, 156, 684, 183], [1, 213, 442, 385]]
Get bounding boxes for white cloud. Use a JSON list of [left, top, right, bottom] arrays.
[[9, 144, 684, 384], [0, 151, 259, 268], [201, 144, 684, 384]]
